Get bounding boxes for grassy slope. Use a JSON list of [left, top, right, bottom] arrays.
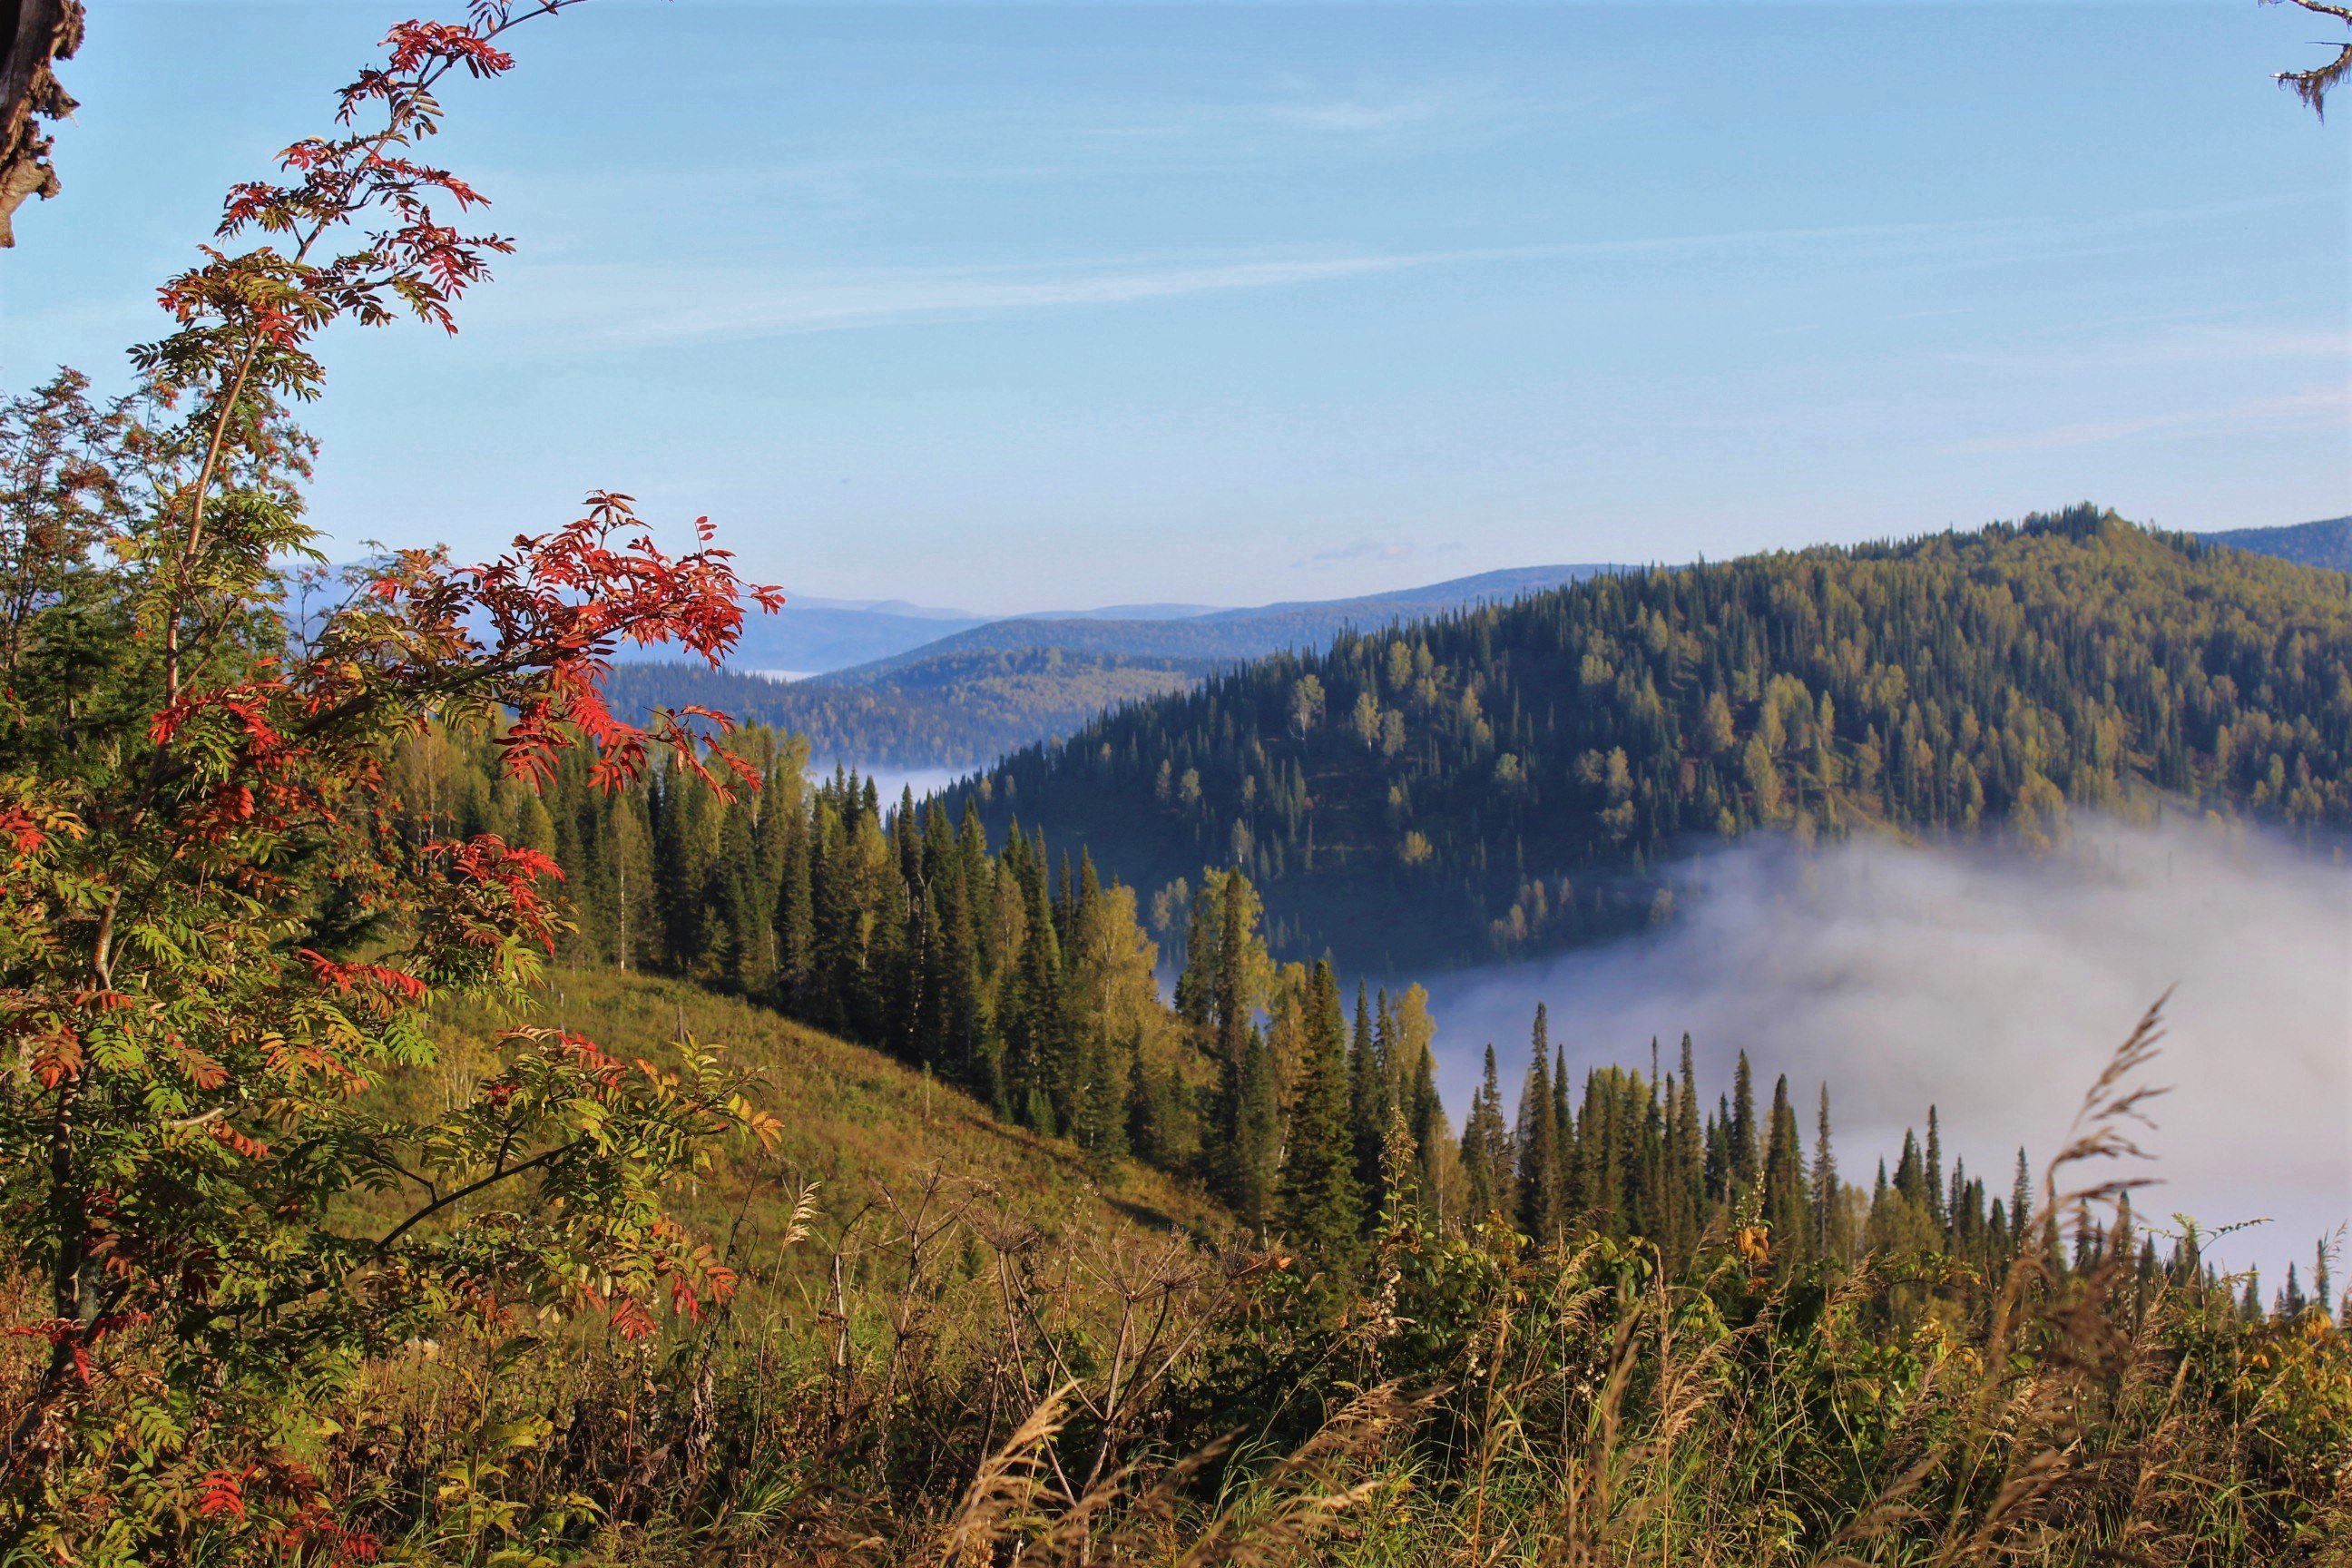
[[429, 967, 1228, 1257]]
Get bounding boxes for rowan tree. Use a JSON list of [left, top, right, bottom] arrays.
[[0, 5, 784, 1556]]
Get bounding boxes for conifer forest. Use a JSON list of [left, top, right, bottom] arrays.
[[3, 2, 2349, 1564]]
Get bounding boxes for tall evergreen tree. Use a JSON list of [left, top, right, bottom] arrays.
[[1810, 1083, 1840, 1259], [1231, 1024, 1283, 1234], [1514, 1007, 1561, 1244], [1730, 1051, 1759, 1193], [2012, 1149, 2035, 1254], [1553, 1042, 1577, 1220], [1462, 1044, 1514, 1226], [1348, 983, 1387, 1217], [1279, 961, 1362, 1263], [1762, 1074, 1808, 1267], [1925, 1105, 1945, 1227]]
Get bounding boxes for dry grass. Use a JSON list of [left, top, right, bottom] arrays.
[[10, 976, 2347, 1565]]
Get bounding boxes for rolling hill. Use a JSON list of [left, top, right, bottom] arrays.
[[700, 597, 985, 674], [2199, 515, 2352, 573], [823, 564, 1619, 683], [944, 507, 2352, 972], [607, 563, 1616, 769]]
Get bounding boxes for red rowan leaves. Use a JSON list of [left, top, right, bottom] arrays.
[[0, 804, 47, 857], [209, 1122, 270, 1161], [382, 19, 518, 77], [29, 1024, 82, 1088], [298, 950, 430, 1004], [606, 1295, 661, 1341], [196, 1467, 252, 1520], [10, 1313, 147, 1387]]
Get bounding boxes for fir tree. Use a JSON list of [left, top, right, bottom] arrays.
[[2012, 1149, 2034, 1254], [1730, 1051, 1759, 1192], [1761, 1074, 1808, 1267], [1348, 983, 1387, 1218], [1514, 1007, 1561, 1244], [1279, 961, 1362, 1263], [1809, 1083, 1839, 1259], [1462, 1044, 1514, 1226], [1925, 1105, 1945, 1227], [1231, 1024, 1283, 1234]]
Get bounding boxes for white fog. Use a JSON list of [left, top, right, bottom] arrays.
[[1417, 814, 2352, 1288]]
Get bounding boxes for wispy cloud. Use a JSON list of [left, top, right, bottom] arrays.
[[554, 253, 1430, 345], [1945, 386, 2348, 455], [495, 189, 2331, 349], [1944, 317, 2352, 375], [1074, 76, 1637, 151], [1295, 539, 1428, 569]]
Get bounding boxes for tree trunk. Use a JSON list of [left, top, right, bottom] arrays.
[[1, 0, 83, 247]]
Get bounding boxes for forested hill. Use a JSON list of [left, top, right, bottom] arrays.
[[823, 563, 1618, 683], [603, 562, 1616, 769], [946, 506, 2352, 972], [2200, 515, 2352, 573], [602, 650, 1218, 772]]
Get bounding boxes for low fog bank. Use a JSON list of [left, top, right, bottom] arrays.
[[1419, 816, 2351, 1288]]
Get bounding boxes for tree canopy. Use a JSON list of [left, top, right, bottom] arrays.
[[951, 509, 2352, 968]]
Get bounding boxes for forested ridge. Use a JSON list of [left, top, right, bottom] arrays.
[[601, 564, 1615, 769], [950, 506, 2352, 969], [8, 0, 2351, 1554], [603, 648, 1215, 770], [397, 721, 2230, 1306], [2203, 514, 2352, 573]]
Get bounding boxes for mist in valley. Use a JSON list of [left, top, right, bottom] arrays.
[[1417, 814, 2352, 1289]]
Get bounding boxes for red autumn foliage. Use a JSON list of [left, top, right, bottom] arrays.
[[2, 3, 785, 1546]]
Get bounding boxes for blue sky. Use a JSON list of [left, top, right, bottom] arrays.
[[6, 1, 2347, 612]]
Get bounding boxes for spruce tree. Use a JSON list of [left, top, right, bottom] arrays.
[[1553, 1042, 1577, 1220], [1279, 961, 1362, 1263], [1514, 1008, 1560, 1245], [1462, 1045, 1513, 1226], [1730, 1051, 1759, 1192], [1348, 983, 1387, 1217], [1668, 1035, 1705, 1262], [1231, 1024, 1283, 1233], [1762, 1074, 1808, 1266], [1368, 985, 1449, 1230], [2012, 1149, 2035, 1253], [1211, 874, 1262, 1109], [1810, 1083, 1839, 1259], [1925, 1105, 1945, 1227]]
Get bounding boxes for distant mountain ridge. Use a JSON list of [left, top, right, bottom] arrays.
[[2198, 516, 2351, 573], [817, 564, 1617, 688], [605, 563, 1618, 769]]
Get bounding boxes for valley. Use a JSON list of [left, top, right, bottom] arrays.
[[9, 0, 2348, 1557]]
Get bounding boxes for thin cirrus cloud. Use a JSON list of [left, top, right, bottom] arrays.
[[551, 252, 1429, 345], [1296, 540, 1435, 570], [1942, 318, 2352, 374], [514, 199, 2300, 352], [1071, 79, 1651, 150], [1946, 387, 2350, 456]]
